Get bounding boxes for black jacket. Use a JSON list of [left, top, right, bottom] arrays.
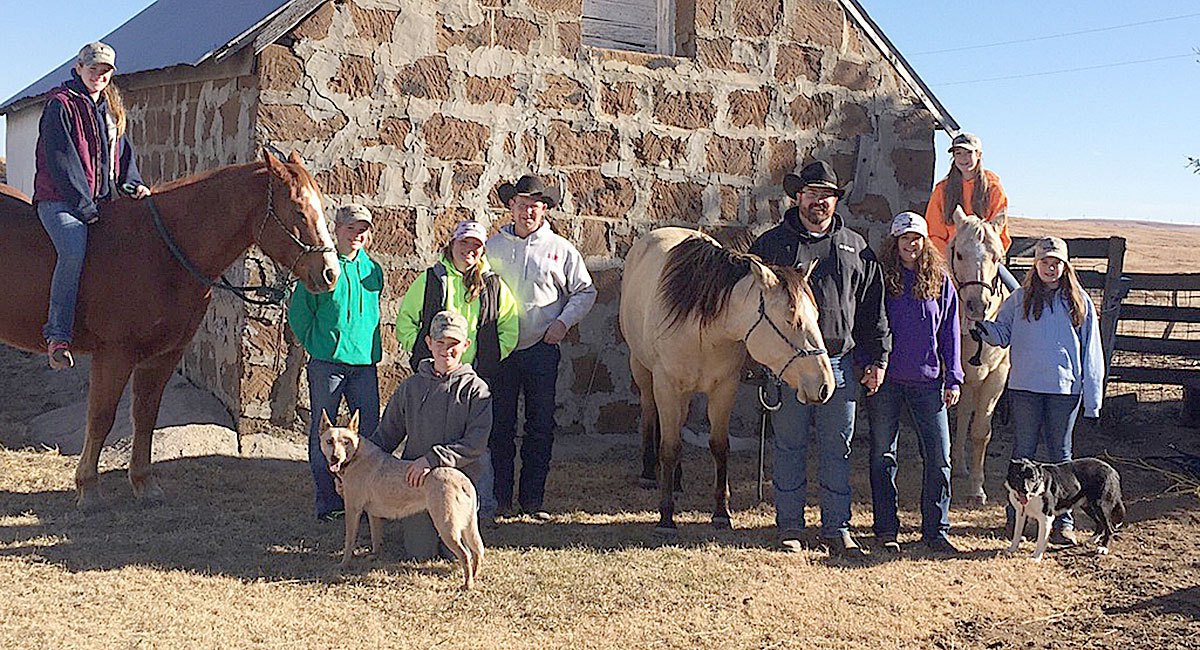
[[749, 207, 890, 366], [410, 265, 504, 383]]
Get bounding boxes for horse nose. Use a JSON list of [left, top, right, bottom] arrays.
[[323, 266, 338, 286], [818, 384, 830, 402]]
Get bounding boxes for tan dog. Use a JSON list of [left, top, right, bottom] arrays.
[[319, 411, 484, 589]]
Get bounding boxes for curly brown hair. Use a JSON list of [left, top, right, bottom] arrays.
[[879, 234, 946, 301], [1022, 259, 1086, 328]]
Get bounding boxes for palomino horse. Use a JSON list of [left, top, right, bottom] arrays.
[[620, 227, 835, 533], [946, 207, 1011, 505], [0, 151, 340, 508]]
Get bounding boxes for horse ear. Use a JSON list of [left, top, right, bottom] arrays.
[[990, 207, 1008, 230], [263, 148, 285, 173], [287, 150, 304, 165], [952, 205, 968, 227], [748, 257, 779, 288]]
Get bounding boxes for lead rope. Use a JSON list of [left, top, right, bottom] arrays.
[[757, 370, 783, 503]]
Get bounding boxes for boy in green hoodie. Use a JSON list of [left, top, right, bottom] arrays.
[[288, 204, 384, 521]]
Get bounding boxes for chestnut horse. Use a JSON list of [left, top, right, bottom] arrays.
[[946, 207, 1011, 505], [620, 228, 834, 533], [0, 151, 340, 508]]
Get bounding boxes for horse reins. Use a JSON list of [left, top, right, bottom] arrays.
[[145, 174, 334, 306], [744, 290, 828, 379]]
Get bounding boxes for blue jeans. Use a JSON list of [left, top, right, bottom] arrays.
[[866, 380, 952, 543], [773, 355, 857, 539], [306, 359, 380, 518], [38, 201, 89, 343], [1006, 389, 1080, 532], [490, 341, 560, 512]]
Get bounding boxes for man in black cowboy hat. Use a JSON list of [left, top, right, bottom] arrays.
[[486, 174, 596, 522], [750, 160, 890, 558]]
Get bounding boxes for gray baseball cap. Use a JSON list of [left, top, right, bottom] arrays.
[[335, 203, 372, 226], [77, 42, 116, 69], [948, 132, 982, 153], [429, 310, 469, 342], [1034, 236, 1069, 263]]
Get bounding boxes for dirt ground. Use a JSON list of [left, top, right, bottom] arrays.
[[1, 217, 1199, 648]]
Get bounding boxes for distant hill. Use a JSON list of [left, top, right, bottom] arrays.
[[1009, 216, 1200, 273]]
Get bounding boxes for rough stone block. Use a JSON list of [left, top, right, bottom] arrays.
[[600, 82, 638, 116], [258, 45, 303, 91], [788, 92, 833, 130], [719, 186, 741, 221], [893, 110, 936, 141], [696, 38, 746, 73], [423, 115, 490, 161], [635, 132, 686, 166], [438, 21, 489, 52], [378, 117, 412, 148], [847, 193, 892, 223], [835, 103, 871, 138], [790, 0, 843, 49], [707, 135, 758, 176], [648, 180, 705, 223], [290, 1, 334, 40], [775, 44, 822, 84], [597, 399, 640, 433], [728, 88, 771, 128], [466, 76, 518, 104], [733, 0, 781, 38], [539, 74, 587, 111], [892, 148, 935, 190], [395, 56, 451, 100], [259, 104, 323, 141], [315, 162, 384, 196], [368, 207, 418, 257], [572, 353, 615, 393], [546, 122, 618, 166], [768, 139, 799, 184], [568, 169, 636, 218], [557, 22, 581, 59], [577, 218, 611, 257], [829, 59, 873, 92], [349, 2, 398, 44], [654, 90, 715, 130], [329, 55, 376, 99], [494, 15, 540, 54], [695, 0, 718, 29], [432, 207, 476, 248], [452, 163, 486, 202], [530, 0, 582, 15], [591, 266, 621, 304]]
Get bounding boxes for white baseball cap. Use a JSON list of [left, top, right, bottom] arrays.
[[889, 212, 928, 238]]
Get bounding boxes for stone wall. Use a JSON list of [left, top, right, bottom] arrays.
[[120, 54, 260, 421], [253, 0, 937, 435]]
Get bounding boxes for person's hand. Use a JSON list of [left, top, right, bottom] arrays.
[[543, 319, 568, 345], [132, 184, 151, 200], [860, 364, 885, 396], [405, 457, 431, 488], [944, 387, 960, 407]]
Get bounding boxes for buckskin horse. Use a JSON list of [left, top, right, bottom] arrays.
[[0, 151, 340, 509], [946, 206, 1012, 506], [620, 227, 834, 533]]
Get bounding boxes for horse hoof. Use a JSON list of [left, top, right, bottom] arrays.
[[712, 516, 732, 530], [132, 477, 166, 504], [76, 489, 104, 512]]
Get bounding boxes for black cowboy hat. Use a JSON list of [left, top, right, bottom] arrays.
[[497, 175, 562, 208], [783, 160, 845, 199]]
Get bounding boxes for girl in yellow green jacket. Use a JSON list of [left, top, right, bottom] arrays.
[[396, 219, 519, 526], [396, 220, 519, 383]]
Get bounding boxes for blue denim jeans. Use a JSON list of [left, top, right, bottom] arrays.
[[866, 380, 952, 543], [490, 341, 560, 512], [773, 355, 857, 539], [37, 201, 89, 343], [306, 359, 380, 518], [1006, 389, 1081, 532]]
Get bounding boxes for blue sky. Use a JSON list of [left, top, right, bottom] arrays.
[[1, 1, 1198, 224]]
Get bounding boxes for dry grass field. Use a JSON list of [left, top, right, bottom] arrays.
[[1, 218, 1199, 649]]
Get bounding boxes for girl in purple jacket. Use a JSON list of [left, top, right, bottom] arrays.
[[33, 42, 150, 369], [865, 212, 964, 555]]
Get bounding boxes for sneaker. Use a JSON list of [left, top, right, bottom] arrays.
[[827, 531, 867, 559], [526, 510, 553, 522], [925, 537, 962, 555], [317, 509, 345, 522], [1049, 528, 1078, 546], [48, 341, 74, 370], [777, 529, 806, 553], [878, 536, 902, 555]]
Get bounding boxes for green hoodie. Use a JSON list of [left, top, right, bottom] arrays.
[[395, 255, 519, 366], [288, 250, 383, 365]]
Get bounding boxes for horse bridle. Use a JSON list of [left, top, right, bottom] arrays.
[[947, 240, 1002, 301], [147, 173, 335, 305], [743, 290, 828, 379]]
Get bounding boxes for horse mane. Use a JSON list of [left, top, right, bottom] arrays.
[[953, 212, 1003, 259], [660, 236, 812, 330]]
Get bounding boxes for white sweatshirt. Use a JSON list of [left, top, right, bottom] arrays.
[[487, 221, 597, 351]]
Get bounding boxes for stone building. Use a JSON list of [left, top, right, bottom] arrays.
[[2, 0, 957, 436]]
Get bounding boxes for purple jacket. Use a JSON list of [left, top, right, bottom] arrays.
[[33, 73, 143, 220], [883, 268, 963, 389]]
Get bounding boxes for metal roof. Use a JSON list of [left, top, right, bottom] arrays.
[[0, 0, 304, 112]]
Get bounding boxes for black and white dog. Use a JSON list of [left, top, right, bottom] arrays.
[[1005, 457, 1125, 561]]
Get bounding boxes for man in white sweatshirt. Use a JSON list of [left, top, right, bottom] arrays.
[[486, 175, 597, 521]]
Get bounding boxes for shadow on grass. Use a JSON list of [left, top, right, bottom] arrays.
[[1106, 585, 1200, 621]]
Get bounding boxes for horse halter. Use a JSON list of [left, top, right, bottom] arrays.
[[947, 240, 1002, 299], [255, 175, 336, 271], [744, 290, 827, 379]]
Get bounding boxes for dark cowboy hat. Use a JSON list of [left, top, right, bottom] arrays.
[[497, 175, 562, 208], [782, 160, 845, 199]]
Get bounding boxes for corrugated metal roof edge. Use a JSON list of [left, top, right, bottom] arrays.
[[0, 0, 323, 114]]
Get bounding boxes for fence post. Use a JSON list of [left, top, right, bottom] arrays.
[[1099, 236, 1127, 392]]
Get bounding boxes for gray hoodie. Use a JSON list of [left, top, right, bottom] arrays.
[[369, 359, 491, 476]]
